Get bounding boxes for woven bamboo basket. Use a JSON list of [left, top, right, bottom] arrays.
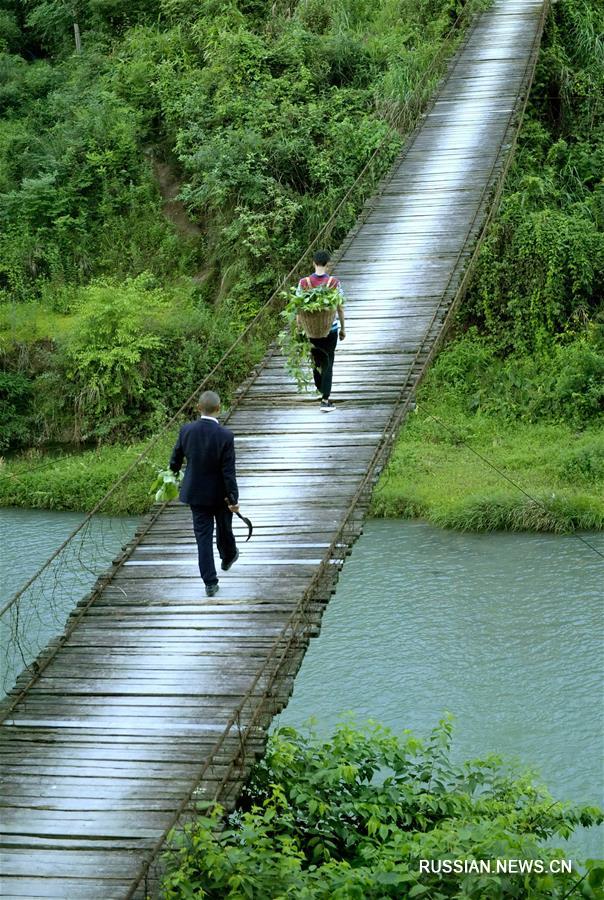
[[297, 307, 336, 339]]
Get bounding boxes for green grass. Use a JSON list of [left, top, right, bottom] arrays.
[[0, 300, 76, 350], [371, 403, 604, 532], [0, 434, 175, 515]]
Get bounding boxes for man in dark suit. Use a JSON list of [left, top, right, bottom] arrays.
[[169, 390, 240, 597]]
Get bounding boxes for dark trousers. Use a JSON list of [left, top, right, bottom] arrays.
[[310, 328, 338, 399], [190, 504, 237, 586]]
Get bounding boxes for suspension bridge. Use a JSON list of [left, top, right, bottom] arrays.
[[0, 1, 550, 896]]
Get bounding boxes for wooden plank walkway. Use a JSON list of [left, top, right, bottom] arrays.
[[0, 2, 548, 897]]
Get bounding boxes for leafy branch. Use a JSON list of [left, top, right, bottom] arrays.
[[150, 467, 182, 503]]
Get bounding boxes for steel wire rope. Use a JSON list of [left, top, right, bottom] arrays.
[[560, 870, 591, 899], [0, 0, 481, 623]]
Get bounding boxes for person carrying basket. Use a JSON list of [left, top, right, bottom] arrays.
[[296, 249, 346, 412]]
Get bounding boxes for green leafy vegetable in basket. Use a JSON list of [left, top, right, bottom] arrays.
[[282, 283, 341, 316], [279, 284, 343, 391], [150, 467, 182, 503]]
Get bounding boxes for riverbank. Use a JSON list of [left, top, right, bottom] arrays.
[[0, 438, 167, 515], [371, 390, 604, 533], [371, 328, 604, 532]]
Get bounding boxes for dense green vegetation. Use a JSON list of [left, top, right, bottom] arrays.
[[0, 437, 172, 514], [162, 720, 604, 898], [0, 0, 474, 461], [374, 0, 604, 531], [1, 0, 602, 532], [0, 275, 264, 446]]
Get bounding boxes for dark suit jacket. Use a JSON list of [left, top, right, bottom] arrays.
[[169, 417, 239, 507]]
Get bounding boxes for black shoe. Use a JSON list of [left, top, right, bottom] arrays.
[[221, 549, 239, 571], [205, 582, 219, 597]]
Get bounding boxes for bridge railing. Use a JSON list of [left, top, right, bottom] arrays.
[[0, 0, 485, 708]]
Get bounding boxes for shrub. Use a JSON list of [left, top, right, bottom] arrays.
[[161, 721, 604, 898], [59, 274, 166, 440], [0, 370, 33, 450], [0, 12, 22, 54], [542, 335, 604, 423], [424, 328, 496, 394], [468, 206, 604, 353], [559, 438, 604, 485], [0, 273, 267, 447], [424, 328, 604, 429], [50, 274, 260, 443]]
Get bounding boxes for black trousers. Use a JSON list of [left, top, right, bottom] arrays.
[[190, 504, 237, 586], [309, 328, 338, 399]]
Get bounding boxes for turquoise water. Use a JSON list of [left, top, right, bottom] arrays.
[[0, 508, 138, 693], [275, 520, 604, 859]]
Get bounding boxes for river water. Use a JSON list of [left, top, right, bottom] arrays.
[[275, 520, 604, 859], [0, 508, 138, 693], [1, 511, 602, 857]]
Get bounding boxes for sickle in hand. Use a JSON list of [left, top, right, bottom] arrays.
[[226, 495, 253, 541]]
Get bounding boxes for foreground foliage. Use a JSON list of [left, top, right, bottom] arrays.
[[162, 721, 604, 898]]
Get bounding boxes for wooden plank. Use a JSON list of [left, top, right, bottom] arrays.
[[0, 878, 132, 899], [0, 854, 144, 880]]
